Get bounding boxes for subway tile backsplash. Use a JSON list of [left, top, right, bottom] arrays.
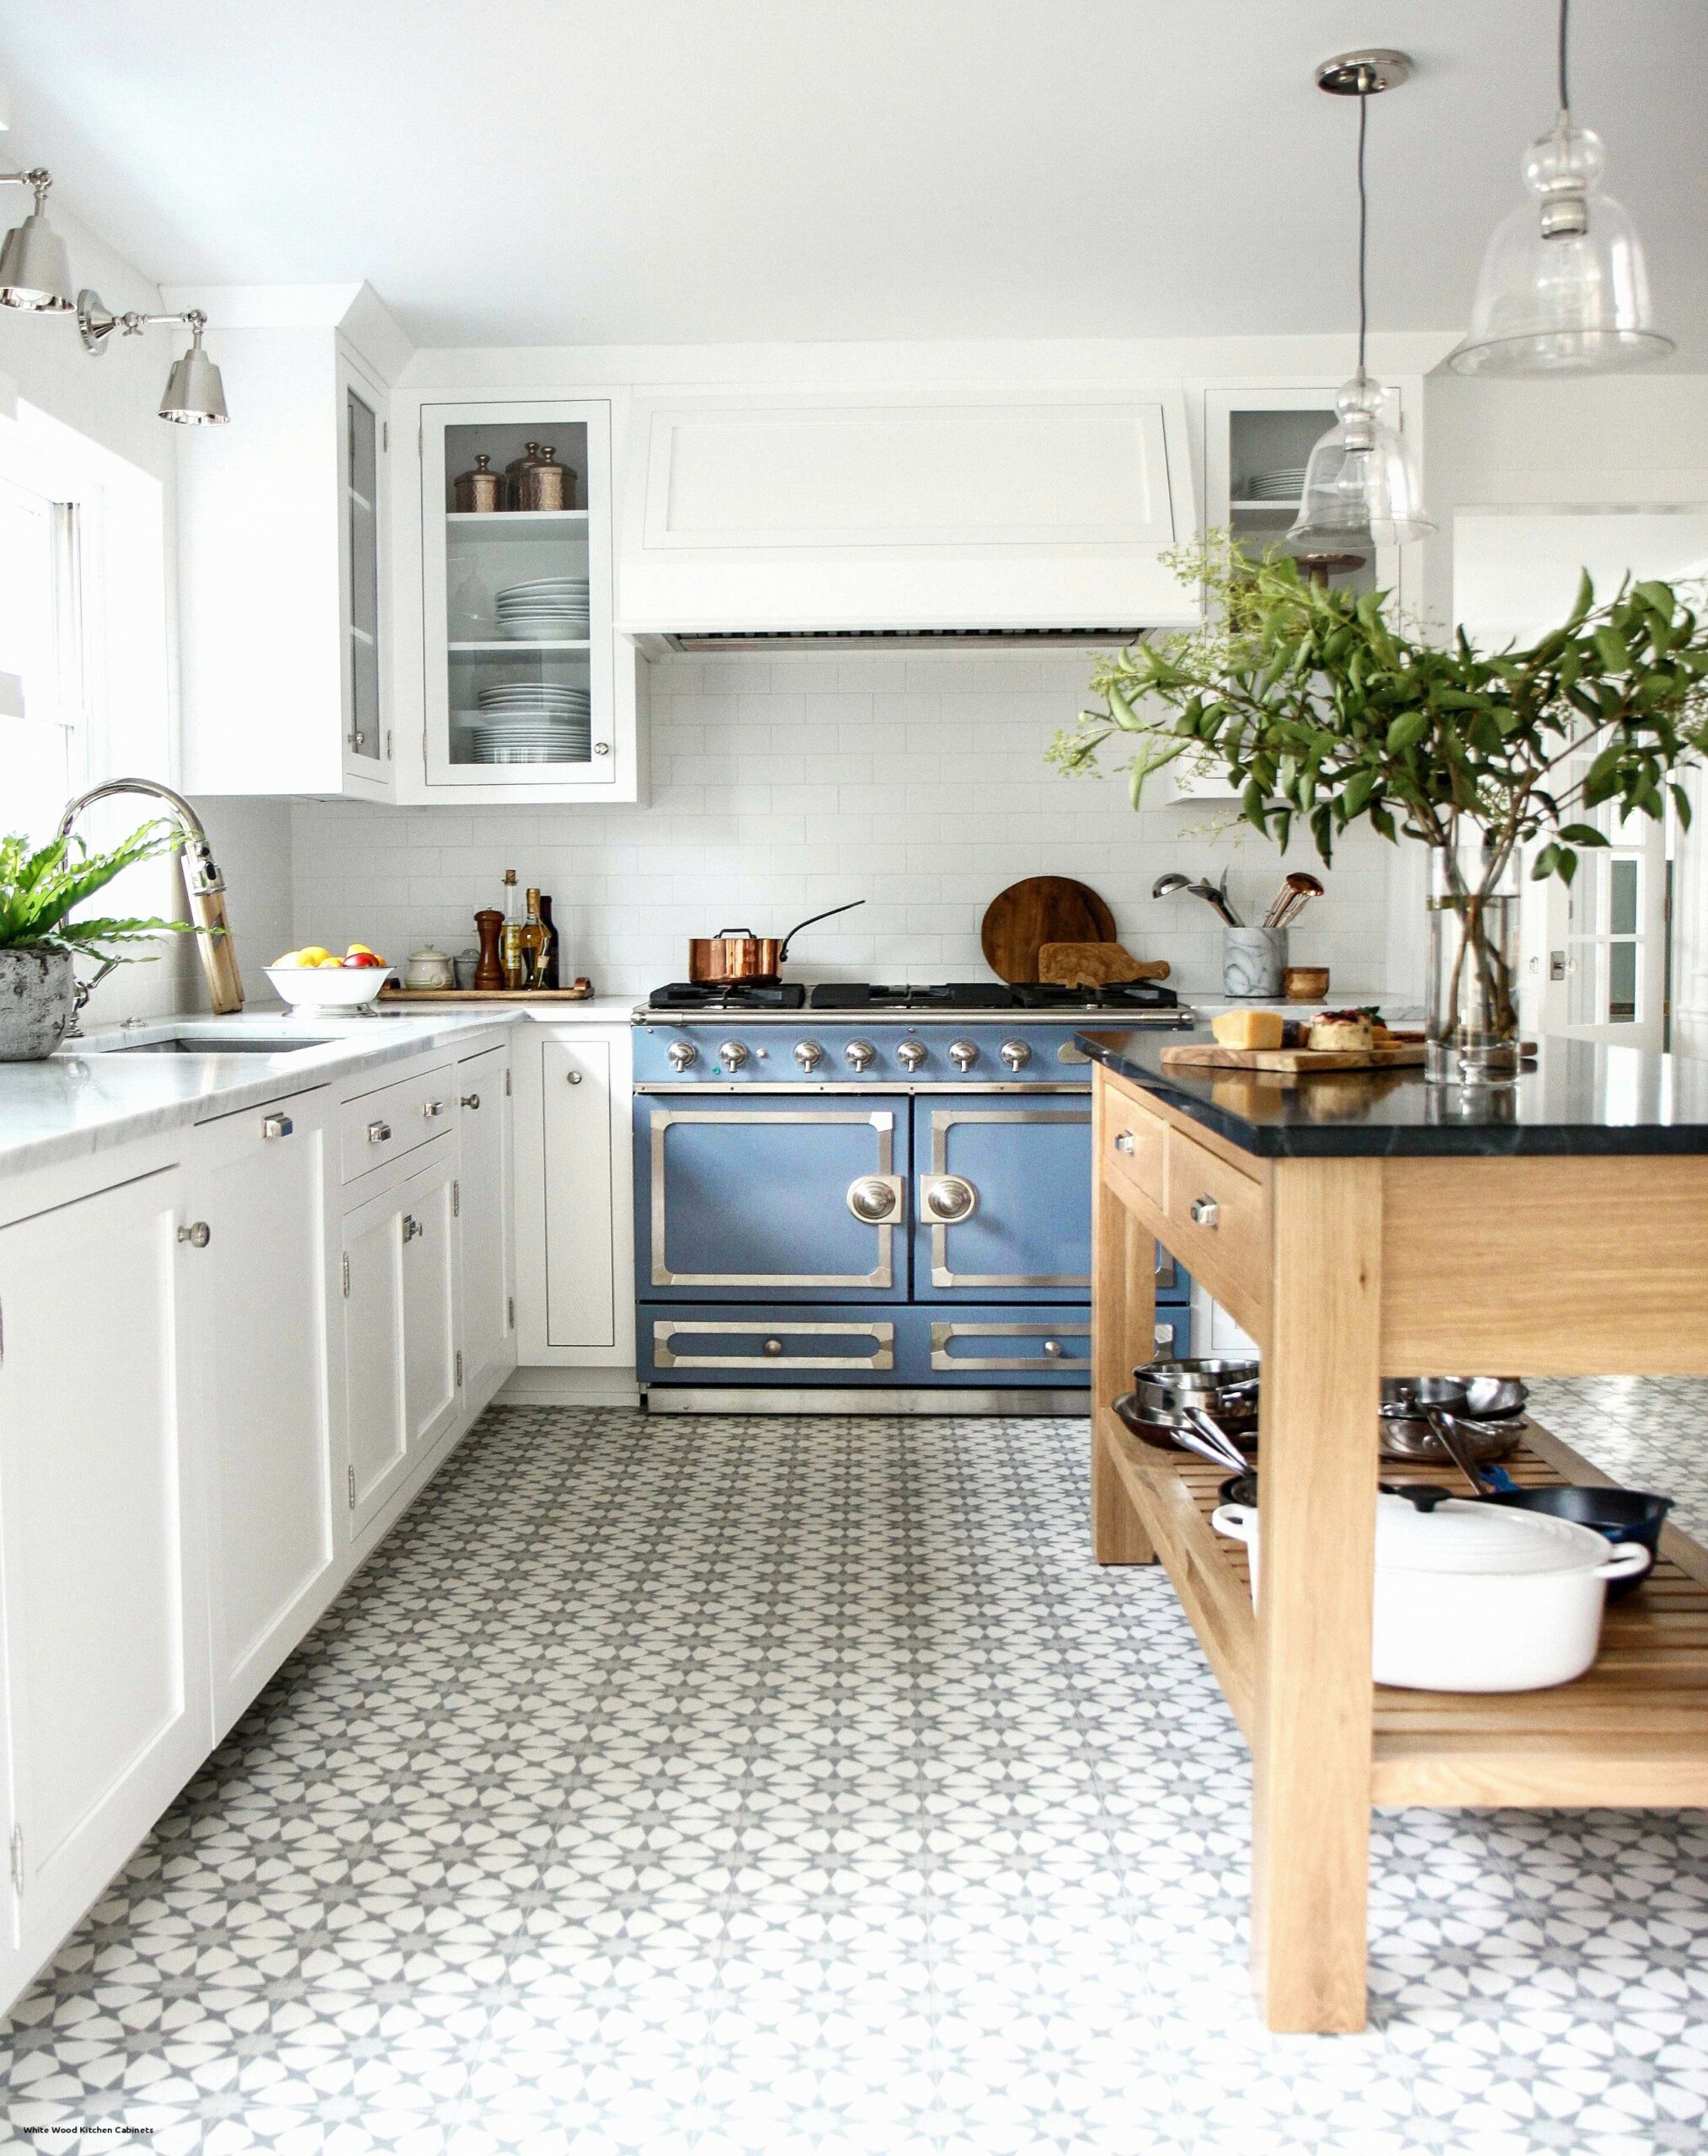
[[289, 654, 1401, 995]]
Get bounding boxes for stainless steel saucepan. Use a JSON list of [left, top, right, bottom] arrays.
[[1115, 1358, 1260, 1474]]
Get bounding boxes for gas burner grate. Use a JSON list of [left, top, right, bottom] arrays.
[[649, 981, 807, 1011], [809, 983, 1018, 1011]]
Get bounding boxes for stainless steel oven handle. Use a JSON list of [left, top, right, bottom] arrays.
[[920, 1172, 977, 1224]]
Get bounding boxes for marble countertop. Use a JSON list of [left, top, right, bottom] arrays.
[[0, 1000, 631, 1181], [1077, 1025, 1708, 1157]]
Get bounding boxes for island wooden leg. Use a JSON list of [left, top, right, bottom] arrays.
[[1091, 1151, 1156, 1565], [1250, 1157, 1382, 2032]]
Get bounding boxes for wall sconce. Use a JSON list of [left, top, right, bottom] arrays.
[[77, 289, 230, 425], [0, 168, 73, 312]]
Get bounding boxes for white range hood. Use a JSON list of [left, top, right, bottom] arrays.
[[615, 385, 1198, 652]]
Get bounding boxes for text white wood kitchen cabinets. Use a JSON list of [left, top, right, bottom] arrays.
[[0, 1026, 515, 2015]]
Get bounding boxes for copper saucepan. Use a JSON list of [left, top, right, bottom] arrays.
[[688, 901, 865, 985]]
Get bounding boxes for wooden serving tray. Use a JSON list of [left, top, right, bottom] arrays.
[[1161, 1041, 1427, 1073], [377, 986, 594, 1004]]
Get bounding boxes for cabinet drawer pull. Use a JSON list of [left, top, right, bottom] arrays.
[[262, 1113, 293, 1139], [421, 1099, 446, 1119], [1113, 1130, 1136, 1155], [368, 1119, 391, 1144], [1189, 1194, 1220, 1229], [402, 1214, 423, 1243], [460, 1091, 480, 1110], [763, 1337, 784, 1355]]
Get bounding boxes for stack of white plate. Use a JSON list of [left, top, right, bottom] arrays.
[[496, 578, 590, 642], [1243, 467, 1308, 502], [462, 681, 591, 765]]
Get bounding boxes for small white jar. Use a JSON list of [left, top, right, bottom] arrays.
[[404, 947, 456, 991]]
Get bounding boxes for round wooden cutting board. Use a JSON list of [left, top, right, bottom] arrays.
[[979, 876, 1118, 983]]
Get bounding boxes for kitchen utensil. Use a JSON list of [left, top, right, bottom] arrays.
[[1036, 942, 1169, 989], [1263, 873, 1326, 930], [1212, 1488, 1649, 1690], [473, 910, 505, 990], [1283, 966, 1331, 1001], [1459, 1376, 1529, 1419], [1189, 878, 1241, 926], [405, 947, 456, 992], [452, 453, 504, 513], [517, 445, 575, 511], [1114, 1393, 1247, 1475], [687, 901, 867, 985], [1150, 873, 1193, 901], [265, 963, 389, 1011], [980, 877, 1118, 984], [1422, 1406, 1503, 1496], [1477, 1484, 1673, 1600], [1222, 926, 1288, 998], [1378, 1404, 1526, 1472]]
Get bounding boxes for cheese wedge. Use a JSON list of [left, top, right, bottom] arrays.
[[1211, 1008, 1285, 1051]]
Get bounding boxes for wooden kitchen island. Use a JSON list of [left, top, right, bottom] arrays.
[[1081, 1027, 1708, 2035]]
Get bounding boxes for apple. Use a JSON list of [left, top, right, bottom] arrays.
[[341, 951, 385, 969]]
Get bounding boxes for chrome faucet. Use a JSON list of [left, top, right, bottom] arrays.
[[57, 777, 244, 1016]]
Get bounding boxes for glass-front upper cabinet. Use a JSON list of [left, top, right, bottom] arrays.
[[339, 348, 389, 785], [420, 400, 621, 797]]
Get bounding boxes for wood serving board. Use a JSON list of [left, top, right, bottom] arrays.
[[377, 987, 594, 1004], [1161, 1042, 1427, 1073], [980, 876, 1116, 983]]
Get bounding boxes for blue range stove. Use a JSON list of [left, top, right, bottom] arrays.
[[632, 979, 1194, 1412]]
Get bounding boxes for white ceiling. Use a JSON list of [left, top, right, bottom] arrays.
[[3, 0, 1705, 356]]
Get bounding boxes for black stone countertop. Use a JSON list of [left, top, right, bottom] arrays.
[[1076, 1027, 1708, 1158]]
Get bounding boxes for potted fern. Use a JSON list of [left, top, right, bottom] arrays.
[[1049, 538, 1708, 1078], [0, 822, 197, 1060]]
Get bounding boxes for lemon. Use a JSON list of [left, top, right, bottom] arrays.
[[273, 950, 303, 969], [346, 942, 376, 956], [316, 954, 346, 968], [296, 945, 331, 967]]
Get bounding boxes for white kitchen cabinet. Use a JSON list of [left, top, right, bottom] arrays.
[[456, 1043, 515, 1406], [513, 1024, 636, 1367], [186, 1090, 340, 1742], [414, 400, 647, 803], [172, 286, 408, 799], [0, 1168, 205, 1998], [341, 1141, 462, 1542]]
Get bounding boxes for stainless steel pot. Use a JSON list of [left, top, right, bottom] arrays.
[[1115, 1358, 1260, 1473], [687, 900, 866, 984]]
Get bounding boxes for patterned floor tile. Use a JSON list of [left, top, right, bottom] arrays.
[[2, 1394, 1706, 2153]]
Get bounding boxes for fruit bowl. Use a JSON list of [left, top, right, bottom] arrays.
[[265, 964, 392, 1011]]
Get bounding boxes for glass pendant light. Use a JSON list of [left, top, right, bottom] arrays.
[[1290, 51, 1433, 567], [1450, 0, 1673, 375]]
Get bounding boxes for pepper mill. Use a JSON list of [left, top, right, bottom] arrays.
[[473, 909, 505, 990]]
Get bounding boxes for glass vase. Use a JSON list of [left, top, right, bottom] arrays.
[[1426, 843, 1522, 1082]]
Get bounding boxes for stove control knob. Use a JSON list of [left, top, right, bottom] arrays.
[[793, 1039, 825, 1072], [896, 1038, 927, 1072], [666, 1039, 698, 1073], [999, 1039, 1031, 1072], [718, 1039, 750, 1070], [845, 1039, 876, 1072], [947, 1039, 979, 1072]]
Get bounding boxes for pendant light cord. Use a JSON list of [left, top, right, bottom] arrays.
[[1355, 72, 1370, 377], [1557, 0, 1572, 113]]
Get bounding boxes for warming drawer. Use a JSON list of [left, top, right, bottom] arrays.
[[641, 1302, 1132, 1387]]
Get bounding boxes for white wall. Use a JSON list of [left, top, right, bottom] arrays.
[[289, 649, 1397, 999]]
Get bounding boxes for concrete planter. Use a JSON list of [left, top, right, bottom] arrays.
[[0, 947, 77, 1061]]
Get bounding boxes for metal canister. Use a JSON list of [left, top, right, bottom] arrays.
[[519, 446, 576, 512], [503, 442, 542, 509], [452, 453, 504, 513]]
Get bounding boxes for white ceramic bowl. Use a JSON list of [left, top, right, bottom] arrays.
[[265, 963, 390, 1011]]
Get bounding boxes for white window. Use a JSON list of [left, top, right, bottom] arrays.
[[0, 467, 88, 844]]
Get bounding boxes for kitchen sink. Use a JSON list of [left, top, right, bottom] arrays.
[[107, 1035, 338, 1055]]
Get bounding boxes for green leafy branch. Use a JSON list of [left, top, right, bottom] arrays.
[[0, 821, 198, 959]]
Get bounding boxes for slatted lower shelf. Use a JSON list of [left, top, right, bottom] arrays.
[[1097, 1406, 1708, 1809]]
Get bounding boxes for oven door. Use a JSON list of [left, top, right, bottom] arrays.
[[636, 1092, 910, 1300], [911, 1095, 1091, 1301]]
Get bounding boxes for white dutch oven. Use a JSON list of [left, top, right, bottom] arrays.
[[1210, 1490, 1648, 1692]]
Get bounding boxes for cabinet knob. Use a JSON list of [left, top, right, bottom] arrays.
[[763, 1337, 784, 1356], [1113, 1130, 1136, 1155], [460, 1092, 481, 1110], [1189, 1194, 1220, 1230], [368, 1119, 391, 1144], [178, 1221, 211, 1248], [593, 742, 611, 756], [1042, 1338, 1063, 1358], [565, 1070, 582, 1085], [262, 1113, 293, 1139]]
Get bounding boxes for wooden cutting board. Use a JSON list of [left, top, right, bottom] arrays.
[[1161, 1042, 1427, 1073], [980, 877, 1117, 983], [1037, 942, 1170, 987]]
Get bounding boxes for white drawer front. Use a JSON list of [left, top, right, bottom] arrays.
[[339, 1063, 456, 1183]]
